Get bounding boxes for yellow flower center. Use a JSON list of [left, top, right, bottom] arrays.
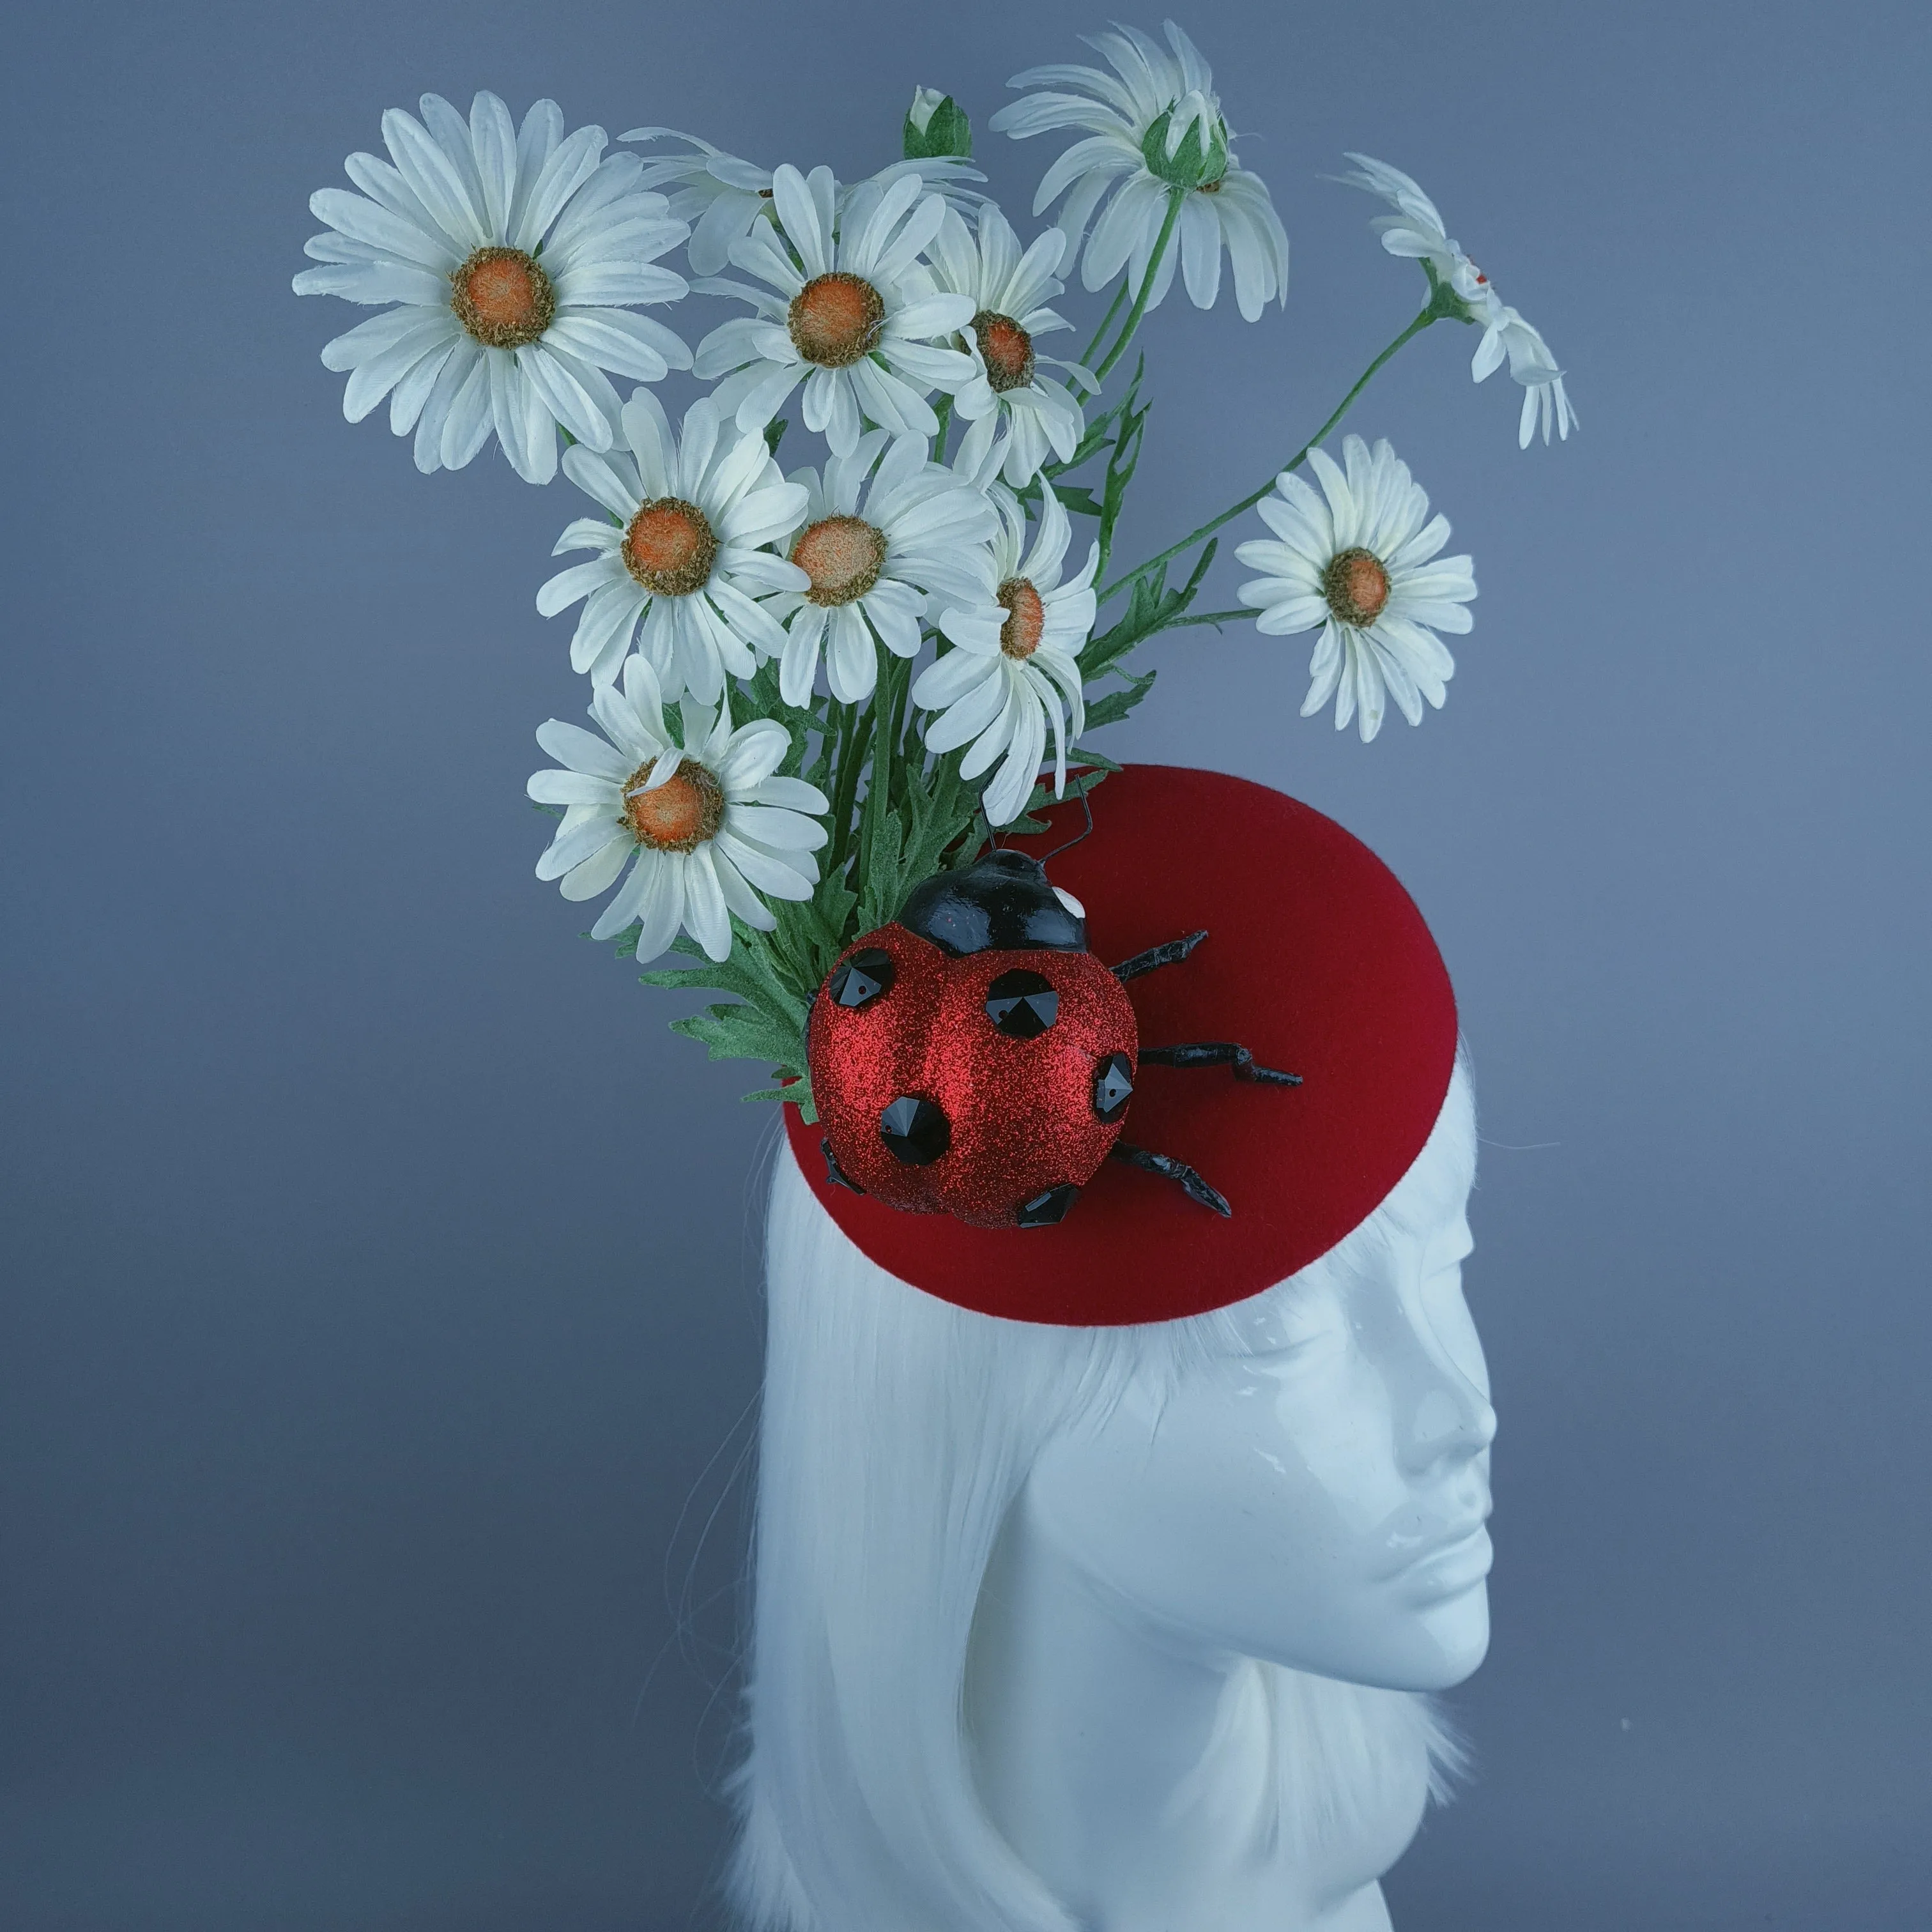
[[792, 515, 887, 607], [788, 272, 887, 368], [622, 498, 718, 597], [970, 310, 1036, 393], [1321, 547, 1392, 627], [449, 246, 555, 349], [624, 757, 724, 852], [997, 578, 1046, 659]]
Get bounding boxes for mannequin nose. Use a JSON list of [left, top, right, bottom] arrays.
[[1400, 1370, 1497, 1474]]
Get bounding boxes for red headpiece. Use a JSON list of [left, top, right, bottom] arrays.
[[785, 764, 1456, 1327]]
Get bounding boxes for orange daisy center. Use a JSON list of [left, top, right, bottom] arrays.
[[997, 578, 1046, 659], [970, 310, 1036, 393], [788, 272, 886, 368], [622, 499, 718, 597], [624, 758, 724, 853], [449, 246, 555, 349], [1322, 547, 1392, 627], [792, 515, 887, 607]]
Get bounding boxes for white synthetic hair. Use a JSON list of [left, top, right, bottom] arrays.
[[728, 1061, 1476, 1931]]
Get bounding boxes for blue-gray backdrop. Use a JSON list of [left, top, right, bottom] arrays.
[[3, 2, 1928, 1927]]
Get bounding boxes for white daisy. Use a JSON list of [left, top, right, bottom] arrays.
[[763, 431, 997, 707], [1236, 434, 1476, 743], [622, 129, 986, 277], [924, 205, 1090, 488], [295, 91, 693, 484], [912, 484, 1098, 826], [988, 21, 1289, 321], [527, 655, 829, 962], [1339, 153, 1577, 448], [537, 391, 808, 702], [693, 165, 979, 458]]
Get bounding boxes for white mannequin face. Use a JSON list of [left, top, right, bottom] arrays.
[[1024, 1087, 1494, 1692]]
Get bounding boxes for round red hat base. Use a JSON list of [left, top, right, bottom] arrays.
[[783, 764, 1457, 1327]]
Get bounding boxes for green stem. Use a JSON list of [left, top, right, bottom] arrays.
[[1090, 190, 1184, 387], [933, 393, 953, 466], [855, 651, 908, 889], [825, 700, 869, 877], [1155, 608, 1250, 632], [1096, 302, 1444, 606], [1077, 278, 1131, 374]]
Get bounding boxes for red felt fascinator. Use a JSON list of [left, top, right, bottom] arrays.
[[783, 763, 1457, 1327]]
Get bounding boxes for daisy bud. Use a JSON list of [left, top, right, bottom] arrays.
[[904, 88, 972, 161]]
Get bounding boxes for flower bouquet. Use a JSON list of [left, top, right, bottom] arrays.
[[296, 20, 1572, 1120]]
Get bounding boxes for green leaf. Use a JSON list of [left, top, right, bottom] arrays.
[[1080, 666, 1156, 732], [1052, 484, 1105, 518], [903, 89, 972, 160], [670, 1000, 807, 1075]]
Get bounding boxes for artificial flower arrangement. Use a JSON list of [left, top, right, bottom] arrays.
[[296, 22, 1573, 1121]]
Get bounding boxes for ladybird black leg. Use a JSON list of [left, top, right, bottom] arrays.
[[1110, 1140, 1232, 1217], [821, 1138, 867, 1195], [1140, 1042, 1302, 1086], [1110, 930, 1209, 982]]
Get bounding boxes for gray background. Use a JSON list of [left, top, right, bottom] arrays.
[[3, 1, 1927, 1926]]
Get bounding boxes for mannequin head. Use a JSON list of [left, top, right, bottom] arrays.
[[732, 1059, 1486, 1931]]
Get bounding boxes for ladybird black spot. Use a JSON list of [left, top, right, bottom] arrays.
[[880, 1094, 951, 1165], [985, 968, 1059, 1039], [1092, 1052, 1134, 1122], [829, 947, 895, 1009], [1015, 1182, 1080, 1227]]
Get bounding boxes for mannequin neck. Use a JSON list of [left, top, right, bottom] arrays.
[[965, 1491, 1407, 1932]]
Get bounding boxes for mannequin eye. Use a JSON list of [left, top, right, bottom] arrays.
[[1220, 1283, 1346, 1361]]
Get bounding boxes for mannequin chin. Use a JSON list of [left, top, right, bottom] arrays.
[[733, 1060, 1488, 1932]]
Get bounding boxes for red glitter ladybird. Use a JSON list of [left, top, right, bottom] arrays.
[[806, 845, 1300, 1229]]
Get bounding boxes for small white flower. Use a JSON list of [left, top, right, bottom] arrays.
[[527, 656, 829, 962], [988, 21, 1289, 321], [763, 431, 997, 707], [1339, 153, 1577, 448], [622, 130, 985, 277], [694, 164, 979, 457], [538, 391, 808, 701], [924, 205, 1091, 488], [1236, 434, 1476, 743], [295, 92, 693, 484], [912, 484, 1098, 826]]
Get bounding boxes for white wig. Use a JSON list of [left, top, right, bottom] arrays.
[[728, 1061, 1476, 1930]]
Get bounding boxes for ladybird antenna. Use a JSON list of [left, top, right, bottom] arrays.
[[1038, 772, 1098, 866]]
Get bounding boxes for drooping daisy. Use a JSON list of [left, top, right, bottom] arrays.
[[988, 22, 1289, 321], [621, 129, 985, 277], [527, 655, 829, 962], [912, 484, 1098, 826], [924, 206, 1091, 488], [538, 391, 808, 701], [762, 431, 997, 706], [295, 92, 693, 484], [693, 165, 979, 457], [1339, 153, 1577, 449], [1236, 434, 1476, 743]]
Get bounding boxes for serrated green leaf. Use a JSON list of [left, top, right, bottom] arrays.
[[670, 1000, 808, 1077]]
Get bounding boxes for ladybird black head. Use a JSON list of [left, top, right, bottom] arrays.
[[898, 850, 1085, 958]]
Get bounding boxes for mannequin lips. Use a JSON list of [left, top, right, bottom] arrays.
[[1377, 1504, 1493, 1586], [1395, 1525, 1493, 1600]]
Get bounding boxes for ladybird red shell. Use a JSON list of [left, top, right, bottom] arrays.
[[808, 923, 1137, 1228]]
